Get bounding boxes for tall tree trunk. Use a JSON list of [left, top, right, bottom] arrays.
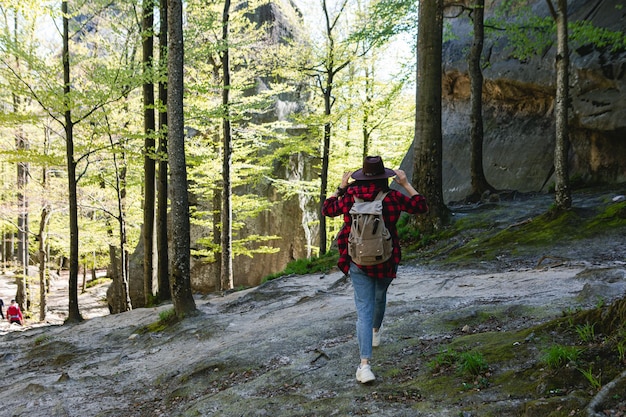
[[109, 130, 132, 312], [213, 179, 222, 290], [362, 64, 373, 159], [553, 0, 571, 210], [12, 10, 29, 312], [319, 90, 331, 256], [412, 0, 447, 234], [143, 0, 156, 306], [317, 0, 347, 256], [38, 205, 51, 321], [118, 165, 132, 312], [468, 0, 494, 201], [220, 0, 234, 291], [156, 0, 170, 302], [1, 225, 5, 274], [167, 0, 196, 317], [210, 64, 222, 290], [15, 133, 29, 311], [219, 0, 234, 291], [63, 0, 82, 323]]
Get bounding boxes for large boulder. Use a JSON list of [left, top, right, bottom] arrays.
[[407, 0, 626, 202], [125, 0, 313, 305]]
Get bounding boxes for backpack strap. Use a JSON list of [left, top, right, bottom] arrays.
[[354, 191, 388, 204]]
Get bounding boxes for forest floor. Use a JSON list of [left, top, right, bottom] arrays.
[[0, 185, 625, 417]]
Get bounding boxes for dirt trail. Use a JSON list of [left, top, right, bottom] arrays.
[[0, 186, 625, 416], [0, 270, 109, 334], [0, 258, 624, 416]]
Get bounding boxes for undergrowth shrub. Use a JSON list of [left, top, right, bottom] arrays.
[[542, 344, 581, 369]]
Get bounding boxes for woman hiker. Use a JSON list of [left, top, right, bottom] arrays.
[[7, 299, 24, 325], [322, 155, 428, 384]]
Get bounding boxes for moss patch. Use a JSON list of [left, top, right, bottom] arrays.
[[423, 197, 626, 266]]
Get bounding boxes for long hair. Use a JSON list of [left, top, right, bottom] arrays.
[[352, 178, 390, 191]]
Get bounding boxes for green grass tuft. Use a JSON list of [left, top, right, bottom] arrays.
[[541, 344, 581, 369], [261, 250, 339, 283]]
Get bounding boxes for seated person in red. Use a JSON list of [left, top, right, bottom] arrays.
[[7, 299, 23, 325]]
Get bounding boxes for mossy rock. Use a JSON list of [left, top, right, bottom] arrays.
[[522, 390, 588, 417]]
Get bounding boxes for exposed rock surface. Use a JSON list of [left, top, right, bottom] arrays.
[[124, 0, 314, 304], [2, 187, 626, 416], [427, 0, 626, 202]]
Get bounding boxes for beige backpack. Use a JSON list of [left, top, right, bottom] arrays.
[[348, 191, 392, 265]]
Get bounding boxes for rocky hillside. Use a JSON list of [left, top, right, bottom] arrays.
[[2, 185, 626, 416], [416, 0, 626, 202], [128, 0, 626, 299]]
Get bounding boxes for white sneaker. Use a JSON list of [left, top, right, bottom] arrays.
[[372, 326, 382, 347], [356, 364, 376, 384]]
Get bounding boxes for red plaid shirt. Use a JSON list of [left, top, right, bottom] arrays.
[[322, 183, 428, 278]]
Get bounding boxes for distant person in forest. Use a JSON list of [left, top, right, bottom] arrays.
[[0, 298, 4, 319], [7, 299, 23, 325], [322, 156, 428, 384]]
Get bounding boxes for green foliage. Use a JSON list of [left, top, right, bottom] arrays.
[[158, 308, 177, 324], [570, 20, 626, 53], [439, 198, 626, 265], [487, 0, 553, 59], [0, 0, 423, 291], [0, 0, 146, 274], [618, 339, 626, 362], [85, 277, 112, 289], [428, 347, 489, 380], [33, 335, 51, 346], [487, 1, 626, 60], [428, 348, 459, 372], [613, 327, 626, 362], [137, 308, 179, 334], [578, 365, 602, 390], [397, 212, 422, 242], [349, 0, 417, 45], [261, 250, 339, 283], [574, 322, 596, 344], [541, 344, 581, 369], [457, 351, 489, 377]]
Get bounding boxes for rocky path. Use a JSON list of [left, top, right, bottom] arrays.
[[0, 257, 624, 416], [0, 269, 109, 335]]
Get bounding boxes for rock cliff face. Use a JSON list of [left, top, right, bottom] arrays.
[[123, 0, 312, 307], [417, 0, 626, 202], [189, 0, 314, 293], [189, 152, 318, 293], [125, 0, 625, 305]]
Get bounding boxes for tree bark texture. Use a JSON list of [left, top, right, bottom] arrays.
[[38, 206, 51, 321], [553, 0, 572, 210], [221, 0, 234, 291], [318, 0, 337, 256], [15, 131, 29, 311], [157, 0, 170, 302], [412, 0, 447, 234], [167, 0, 196, 317], [143, 0, 157, 305], [12, 10, 29, 311], [112, 138, 132, 312], [468, 0, 494, 201], [63, 0, 82, 323]]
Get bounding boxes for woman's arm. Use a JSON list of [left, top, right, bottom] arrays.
[[393, 169, 419, 197]]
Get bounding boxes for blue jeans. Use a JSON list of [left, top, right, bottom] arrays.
[[350, 263, 393, 360]]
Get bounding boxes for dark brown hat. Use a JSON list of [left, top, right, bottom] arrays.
[[351, 156, 396, 180]]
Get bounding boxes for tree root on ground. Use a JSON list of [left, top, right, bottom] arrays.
[[586, 368, 626, 417]]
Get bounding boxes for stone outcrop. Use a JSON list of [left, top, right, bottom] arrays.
[[122, 0, 312, 306], [189, 152, 319, 293], [123, 0, 626, 305], [188, 1, 315, 293], [406, 0, 626, 202]]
